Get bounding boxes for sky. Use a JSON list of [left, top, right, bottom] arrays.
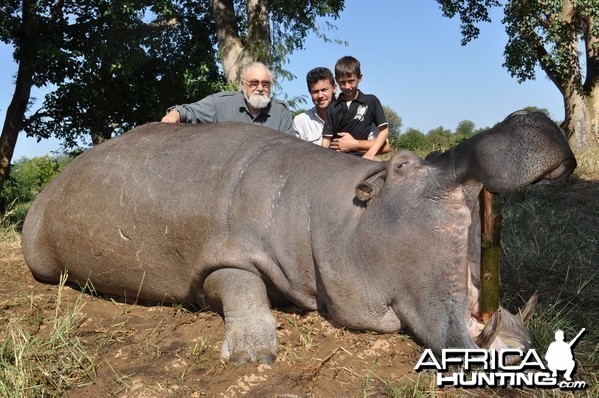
[[1, 0, 564, 160]]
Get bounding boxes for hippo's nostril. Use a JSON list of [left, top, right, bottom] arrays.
[[473, 309, 502, 348]]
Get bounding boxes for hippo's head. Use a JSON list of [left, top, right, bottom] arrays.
[[352, 110, 575, 357], [443, 109, 577, 192]]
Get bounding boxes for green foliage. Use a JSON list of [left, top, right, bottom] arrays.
[[382, 105, 402, 143], [454, 119, 475, 142], [436, 1, 599, 148], [0, 155, 73, 228], [267, 0, 345, 70], [426, 126, 453, 151], [436, 0, 501, 45], [2, 0, 224, 147], [391, 128, 429, 155], [500, 0, 599, 85], [522, 106, 551, 118], [391, 119, 486, 156]]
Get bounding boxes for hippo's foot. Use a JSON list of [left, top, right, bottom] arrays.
[[203, 268, 279, 364], [221, 311, 278, 364]]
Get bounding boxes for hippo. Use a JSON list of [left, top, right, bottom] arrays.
[[21, 110, 576, 364]]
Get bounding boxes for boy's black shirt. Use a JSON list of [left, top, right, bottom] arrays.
[[322, 90, 387, 140]]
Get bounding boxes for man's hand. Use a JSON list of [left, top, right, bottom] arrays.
[[161, 109, 181, 123], [330, 132, 358, 152]]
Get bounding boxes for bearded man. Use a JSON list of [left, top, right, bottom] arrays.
[[162, 62, 294, 134]]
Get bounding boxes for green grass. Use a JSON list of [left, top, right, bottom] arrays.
[[498, 175, 598, 397]]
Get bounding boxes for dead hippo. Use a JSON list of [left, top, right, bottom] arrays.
[[21, 110, 576, 364]]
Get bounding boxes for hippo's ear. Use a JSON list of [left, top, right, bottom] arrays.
[[355, 170, 387, 203]]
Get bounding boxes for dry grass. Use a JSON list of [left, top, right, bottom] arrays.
[[573, 147, 599, 180], [0, 274, 96, 397]]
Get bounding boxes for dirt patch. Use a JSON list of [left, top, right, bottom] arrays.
[[0, 241, 438, 397]]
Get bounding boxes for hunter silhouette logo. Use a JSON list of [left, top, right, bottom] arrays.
[[545, 328, 585, 382], [414, 327, 587, 389]]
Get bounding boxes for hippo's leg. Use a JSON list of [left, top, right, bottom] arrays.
[[203, 268, 278, 364]]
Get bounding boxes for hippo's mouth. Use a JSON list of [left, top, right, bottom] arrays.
[[536, 157, 577, 184], [466, 273, 537, 352]]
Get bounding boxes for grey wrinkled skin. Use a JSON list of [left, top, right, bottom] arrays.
[[21, 110, 576, 364]]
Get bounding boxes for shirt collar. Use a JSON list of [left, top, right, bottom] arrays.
[[309, 106, 325, 123], [337, 90, 365, 104]]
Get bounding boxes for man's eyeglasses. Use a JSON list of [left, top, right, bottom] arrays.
[[245, 80, 271, 89]]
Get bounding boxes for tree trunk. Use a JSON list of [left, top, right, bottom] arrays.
[[558, 0, 599, 149], [211, 0, 271, 84], [0, 0, 36, 193], [585, 87, 599, 149], [210, 0, 248, 84], [246, 0, 271, 65], [0, 62, 33, 192], [561, 79, 599, 150]]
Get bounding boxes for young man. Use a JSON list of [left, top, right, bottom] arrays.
[[321, 56, 389, 160], [293, 67, 337, 145], [161, 62, 294, 134]]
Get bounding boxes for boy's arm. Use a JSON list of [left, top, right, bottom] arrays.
[[331, 132, 390, 154], [362, 126, 389, 160], [321, 135, 332, 148]]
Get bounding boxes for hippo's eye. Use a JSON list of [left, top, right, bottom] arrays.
[[395, 161, 410, 171]]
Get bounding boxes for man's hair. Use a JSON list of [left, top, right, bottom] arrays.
[[238, 62, 273, 91], [306, 67, 335, 90], [334, 56, 361, 80]]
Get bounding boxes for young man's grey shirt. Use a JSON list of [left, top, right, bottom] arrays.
[[169, 91, 294, 134]]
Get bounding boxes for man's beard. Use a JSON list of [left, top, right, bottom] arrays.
[[245, 92, 271, 109]]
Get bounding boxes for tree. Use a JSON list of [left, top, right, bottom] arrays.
[[0, 154, 72, 227], [32, 1, 224, 146], [0, 0, 222, 191], [211, 0, 345, 83], [455, 119, 476, 142], [437, 0, 599, 150], [0, 0, 345, 194], [427, 126, 453, 151], [523, 106, 550, 117], [456, 120, 475, 136], [392, 128, 429, 154], [383, 105, 403, 143]]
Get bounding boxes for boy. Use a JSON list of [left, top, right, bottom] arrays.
[[321, 56, 389, 160]]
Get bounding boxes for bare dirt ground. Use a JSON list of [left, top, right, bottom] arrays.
[[0, 242, 435, 397]]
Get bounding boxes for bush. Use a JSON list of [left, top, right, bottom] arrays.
[[0, 155, 75, 229], [391, 128, 430, 156]]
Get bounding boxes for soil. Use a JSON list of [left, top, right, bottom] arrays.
[[0, 240, 436, 398]]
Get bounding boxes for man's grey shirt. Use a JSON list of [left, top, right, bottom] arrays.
[[171, 91, 294, 134]]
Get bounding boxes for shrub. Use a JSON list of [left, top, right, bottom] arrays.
[[0, 154, 75, 229]]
